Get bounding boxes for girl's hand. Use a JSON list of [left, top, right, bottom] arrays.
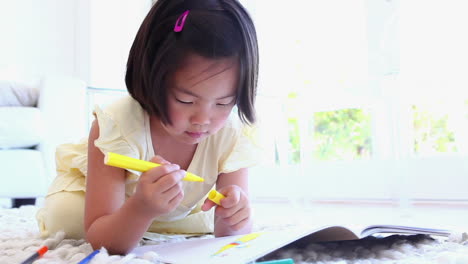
[[132, 156, 185, 219], [201, 185, 251, 231]]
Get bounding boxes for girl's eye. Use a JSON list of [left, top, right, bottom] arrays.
[[217, 99, 235, 106], [176, 98, 192, 104]]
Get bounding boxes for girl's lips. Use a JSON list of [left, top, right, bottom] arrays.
[[186, 131, 206, 138]]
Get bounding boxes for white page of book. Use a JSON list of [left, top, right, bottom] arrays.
[[131, 225, 357, 264]]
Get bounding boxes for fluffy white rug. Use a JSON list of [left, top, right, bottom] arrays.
[[1, 206, 468, 264]]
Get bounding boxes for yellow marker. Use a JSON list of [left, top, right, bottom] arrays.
[[213, 232, 262, 256], [104, 152, 204, 182], [208, 189, 225, 205]]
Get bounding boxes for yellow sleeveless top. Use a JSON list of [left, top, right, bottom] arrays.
[[46, 95, 261, 233]]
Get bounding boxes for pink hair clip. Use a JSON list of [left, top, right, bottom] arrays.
[[174, 10, 190, 32]]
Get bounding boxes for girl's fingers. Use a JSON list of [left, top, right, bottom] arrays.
[[201, 199, 217, 211], [167, 188, 184, 206], [140, 164, 181, 184], [220, 206, 250, 228], [215, 200, 248, 219], [230, 217, 250, 231], [149, 155, 171, 165], [161, 180, 183, 197], [217, 186, 243, 208], [219, 191, 241, 208], [155, 169, 186, 190], [160, 183, 184, 214]]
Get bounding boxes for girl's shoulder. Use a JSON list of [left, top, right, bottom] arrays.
[[94, 95, 145, 130], [93, 95, 147, 152], [209, 113, 263, 173], [92, 95, 147, 165], [99, 95, 142, 117]]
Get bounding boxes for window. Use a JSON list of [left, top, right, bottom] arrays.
[[413, 103, 459, 155], [249, 0, 468, 202], [77, 0, 152, 90]]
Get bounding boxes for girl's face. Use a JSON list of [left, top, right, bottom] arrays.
[[162, 53, 239, 145]]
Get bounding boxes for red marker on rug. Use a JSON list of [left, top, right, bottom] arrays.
[[20, 245, 48, 264]]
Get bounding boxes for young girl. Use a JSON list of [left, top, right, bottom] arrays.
[[36, 0, 260, 255]]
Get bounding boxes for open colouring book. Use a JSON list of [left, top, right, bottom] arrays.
[[131, 224, 451, 264]]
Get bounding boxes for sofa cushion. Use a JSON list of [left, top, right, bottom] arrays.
[[0, 107, 44, 149], [0, 80, 39, 107], [0, 149, 47, 197]]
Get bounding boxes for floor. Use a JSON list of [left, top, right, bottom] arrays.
[[2, 197, 468, 235]]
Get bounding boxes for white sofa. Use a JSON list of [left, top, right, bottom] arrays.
[[0, 75, 87, 207]]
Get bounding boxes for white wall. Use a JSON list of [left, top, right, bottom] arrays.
[[1, 0, 151, 87], [0, 0, 77, 80], [77, 0, 151, 89]]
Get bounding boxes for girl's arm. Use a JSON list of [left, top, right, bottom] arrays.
[[202, 168, 253, 237], [84, 120, 185, 254]]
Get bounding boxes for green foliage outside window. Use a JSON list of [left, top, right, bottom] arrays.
[[412, 105, 457, 154], [284, 95, 467, 163], [313, 109, 372, 160], [287, 117, 300, 163], [465, 99, 468, 119], [285, 91, 372, 163], [285, 92, 301, 164]]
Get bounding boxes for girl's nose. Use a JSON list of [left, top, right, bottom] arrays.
[[190, 107, 210, 126]]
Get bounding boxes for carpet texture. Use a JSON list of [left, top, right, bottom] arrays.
[[1, 206, 468, 264]]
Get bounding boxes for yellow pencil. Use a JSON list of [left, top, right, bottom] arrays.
[[208, 189, 226, 205], [104, 152, 204, 182]]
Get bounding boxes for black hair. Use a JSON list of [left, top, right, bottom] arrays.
[[126, 0, 259, 125]]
